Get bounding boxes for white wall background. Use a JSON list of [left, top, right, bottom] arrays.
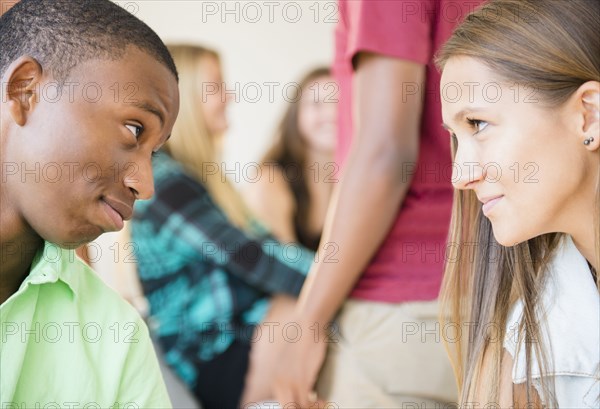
[[93, 1, 335, 284]]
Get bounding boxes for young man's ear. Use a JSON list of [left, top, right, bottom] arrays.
[[3, 56, 44, 126], [577, 81, 600, 152]]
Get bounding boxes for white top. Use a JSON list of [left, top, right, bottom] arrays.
[[504, 235, 600, 407]]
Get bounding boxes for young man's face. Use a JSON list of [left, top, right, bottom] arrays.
[[1, 47, 180, 248]]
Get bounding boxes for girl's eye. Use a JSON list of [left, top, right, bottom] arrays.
[[125, 124, 143, 139], [467, 118, 488, 134]]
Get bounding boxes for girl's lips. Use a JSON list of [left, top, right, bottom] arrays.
[[482, 195, 504, 216]]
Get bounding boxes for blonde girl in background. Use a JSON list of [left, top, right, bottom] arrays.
[[130, 45, 313, 409]]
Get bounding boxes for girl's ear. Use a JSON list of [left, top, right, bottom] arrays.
[[576, 81, 600, 152]]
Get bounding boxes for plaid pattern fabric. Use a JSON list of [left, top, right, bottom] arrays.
[[131, 153, 313, 387]]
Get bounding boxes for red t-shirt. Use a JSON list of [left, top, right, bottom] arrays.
[[334, 0, 485, 302]]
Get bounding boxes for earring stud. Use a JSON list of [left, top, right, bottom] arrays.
[[584, 137, 595, 145]]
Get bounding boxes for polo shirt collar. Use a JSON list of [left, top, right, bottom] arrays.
[[22, 241, 80, 296]]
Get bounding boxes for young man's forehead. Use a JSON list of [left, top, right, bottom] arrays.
[[65, 50, 177, 95]]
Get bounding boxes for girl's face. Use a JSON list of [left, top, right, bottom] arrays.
[[199, 55, 229, 137], [441, 57, 599, 246], [298, 75, 338, 155]]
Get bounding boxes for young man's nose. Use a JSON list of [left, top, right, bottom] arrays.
[[124, 159, 155, 200]]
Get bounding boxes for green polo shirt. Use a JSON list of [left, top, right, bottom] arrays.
[[0, 241, 172, 408]]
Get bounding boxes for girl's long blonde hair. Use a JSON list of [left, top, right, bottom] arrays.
[[436, 0, 600, 405], [165, 45, 253, 230]]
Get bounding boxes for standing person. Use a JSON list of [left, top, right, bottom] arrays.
[[0, 0, 179, 406], [274, 1, 485, 407], [245, 67, 337, 250], [130, 45, 314, 409], [438, 0, 599, 406]]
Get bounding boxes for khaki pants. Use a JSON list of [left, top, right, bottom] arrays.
[[316, 299, 457, 408]]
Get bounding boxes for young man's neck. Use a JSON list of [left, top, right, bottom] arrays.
[[0, 208, 44, 305]]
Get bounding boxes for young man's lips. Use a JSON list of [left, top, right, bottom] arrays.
[[102, 197, 134, 221], [480, 195, 504, 216], [101, 197, 134, 230], [101, 200, 124, 230]]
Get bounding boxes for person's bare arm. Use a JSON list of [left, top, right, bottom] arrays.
[[274, 52, 425, 406], [244, 166, 298, 243], [298, 52, 424, 325]]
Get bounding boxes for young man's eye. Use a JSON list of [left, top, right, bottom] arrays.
[[467, 118, 488, 134], [125, 124, 143, 139]]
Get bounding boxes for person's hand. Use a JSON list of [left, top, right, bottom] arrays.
[[273, 319, 330, 408]]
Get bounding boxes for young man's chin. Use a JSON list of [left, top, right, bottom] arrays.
[[47, 229, 105, 249], [62, 241, 89, 250]]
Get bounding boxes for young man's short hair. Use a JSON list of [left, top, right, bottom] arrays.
[[0, 0, 178, 85]]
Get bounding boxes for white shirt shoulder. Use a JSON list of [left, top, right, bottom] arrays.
[[504, 235, 599, 407]]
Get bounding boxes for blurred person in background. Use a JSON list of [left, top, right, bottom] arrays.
[[130, 44, 314, 409], [245, 67, 337, 251]]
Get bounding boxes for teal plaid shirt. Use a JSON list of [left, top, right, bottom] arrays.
[[131, 153, 313, 388]]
